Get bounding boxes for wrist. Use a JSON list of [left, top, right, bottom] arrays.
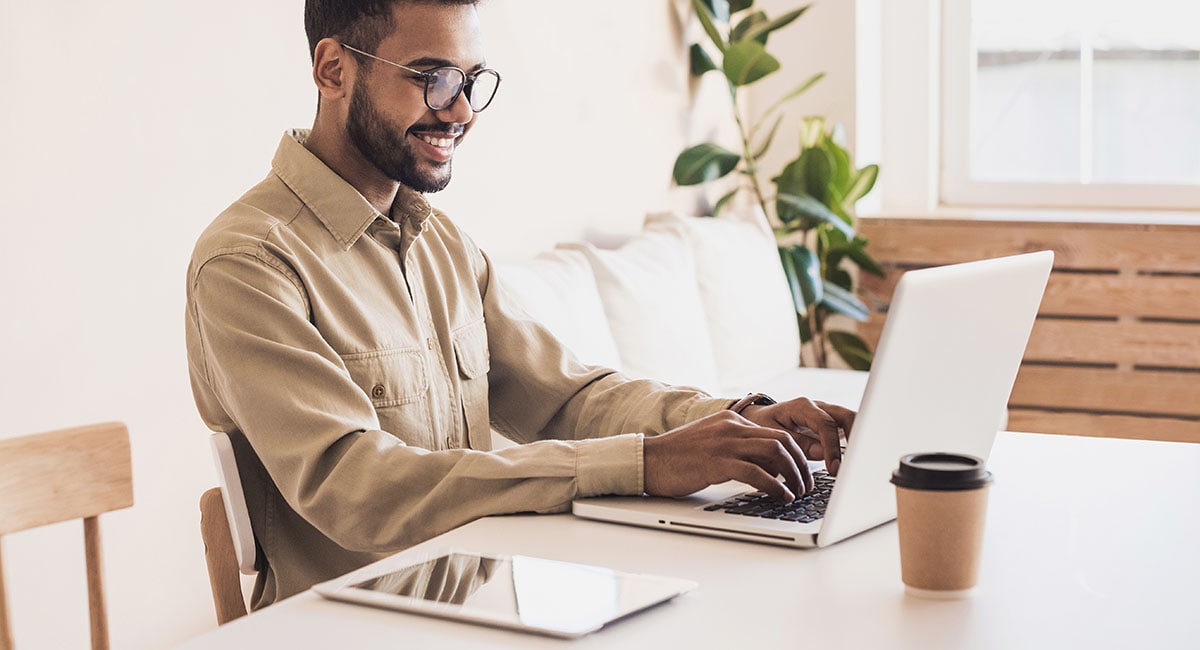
[[729, 393, 776, 416]]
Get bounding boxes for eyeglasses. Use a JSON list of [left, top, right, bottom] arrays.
[[341, 43, 501, 113]]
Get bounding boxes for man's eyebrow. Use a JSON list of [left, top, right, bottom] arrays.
[[405, 56, 488, 72]]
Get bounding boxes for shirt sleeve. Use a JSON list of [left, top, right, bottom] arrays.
[[191, 249, 651, 554]]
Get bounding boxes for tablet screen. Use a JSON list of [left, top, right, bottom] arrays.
[[342, 551, 693, 637]]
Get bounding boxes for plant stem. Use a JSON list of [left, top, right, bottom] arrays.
[[729, 85, 775, 228]]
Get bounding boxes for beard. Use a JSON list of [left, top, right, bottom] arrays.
[[346, 80, 455, 193]]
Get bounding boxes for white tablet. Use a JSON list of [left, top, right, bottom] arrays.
[[313, 549, 697, 638]]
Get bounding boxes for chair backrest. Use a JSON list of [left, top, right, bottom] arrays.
[[0, 422, 133, 650], [208, 433, 256, 575], [199, 432, 258, 624], [199, 488, 247, 624]]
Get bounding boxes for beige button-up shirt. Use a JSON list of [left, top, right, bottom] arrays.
[[185, 131, 732, 607]]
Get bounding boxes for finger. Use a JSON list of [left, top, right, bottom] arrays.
[[815, 401, 856, 440], [799, 399, 843, 476], [738, 437, 808, 499], [728, 423, 813, 495], [727, 460, 794, 503]]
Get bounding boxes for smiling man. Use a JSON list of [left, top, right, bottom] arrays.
[[185, 0, 854, 609]]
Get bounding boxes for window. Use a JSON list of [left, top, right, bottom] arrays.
[[940, 0, 1200, 209]]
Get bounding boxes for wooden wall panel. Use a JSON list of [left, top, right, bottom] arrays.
[[856, 217, 1200, 444]]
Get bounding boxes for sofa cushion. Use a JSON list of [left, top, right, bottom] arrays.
[[492, 248, 623, 371], [566, 225, 721, 393], [647, 212, 801, 393]]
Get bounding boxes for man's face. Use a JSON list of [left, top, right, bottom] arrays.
[[346, 3, 484, 193]]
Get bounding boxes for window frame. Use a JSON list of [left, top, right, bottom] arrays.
[[937, 0, 1200, 211]]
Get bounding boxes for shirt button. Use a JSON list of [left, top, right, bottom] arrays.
[[427, 338, 435, 350], [371, 384, 386, 399]]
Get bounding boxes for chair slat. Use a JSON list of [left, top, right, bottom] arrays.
[[0, 423, 133, 535]]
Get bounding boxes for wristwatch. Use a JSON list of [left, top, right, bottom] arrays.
[[729, 392, 777, 414]]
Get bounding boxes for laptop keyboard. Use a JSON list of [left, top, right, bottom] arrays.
[[702, 471, 836, 523]]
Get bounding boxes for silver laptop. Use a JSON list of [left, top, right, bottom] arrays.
[[573, 251, 1053, 548]]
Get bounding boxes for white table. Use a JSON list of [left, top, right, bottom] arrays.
[[180, 432, 1200, 649]]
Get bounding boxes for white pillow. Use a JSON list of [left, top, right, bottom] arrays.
[[647, 212, 801, 392], [493, 249, 623, 371], [566, 226, 721, 393]]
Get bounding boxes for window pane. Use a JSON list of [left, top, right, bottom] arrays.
[[1092, 52, 1200, 184], [971, 0, 1200, 186]]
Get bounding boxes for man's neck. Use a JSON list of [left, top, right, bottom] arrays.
[[304, 122, 399, 217]]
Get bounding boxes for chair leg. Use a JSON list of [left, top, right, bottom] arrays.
[[83, 517, 110, 650], [0, 543, 12, 650]]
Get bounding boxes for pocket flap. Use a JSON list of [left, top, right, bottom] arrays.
[[452, 319, 490, 379]]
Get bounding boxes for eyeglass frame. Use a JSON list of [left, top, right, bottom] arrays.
[[339, 43, 501, 113]]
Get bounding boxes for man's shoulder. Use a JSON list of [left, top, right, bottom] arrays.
[[191, 174, 306, 267]]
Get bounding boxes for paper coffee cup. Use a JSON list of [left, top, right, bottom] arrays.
[[891, 453, 992, 599]]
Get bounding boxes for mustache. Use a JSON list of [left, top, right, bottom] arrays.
[[409, 123, 465, 137]]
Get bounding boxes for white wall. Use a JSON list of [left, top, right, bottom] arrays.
[[0, 1, 856, 647]]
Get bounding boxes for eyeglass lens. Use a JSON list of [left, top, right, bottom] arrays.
[[426, 68, 500, 112]]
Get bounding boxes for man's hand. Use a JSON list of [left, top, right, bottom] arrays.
[[740, 397, 855, 477], [643, 410, 814, 503]]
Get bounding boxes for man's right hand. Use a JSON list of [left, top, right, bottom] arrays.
[[642, 410, 813, 504]]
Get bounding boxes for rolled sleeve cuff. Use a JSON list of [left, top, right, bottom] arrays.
[[685, 395, 740, 423], [575, 433, 644, 497]]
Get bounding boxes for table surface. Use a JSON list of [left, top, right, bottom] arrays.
[[180, 432, 1200, 649]]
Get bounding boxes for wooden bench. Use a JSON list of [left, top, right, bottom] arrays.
[[857, 217, 1200, 444]]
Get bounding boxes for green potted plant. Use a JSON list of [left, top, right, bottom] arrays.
[[673, 0, 883, 370]]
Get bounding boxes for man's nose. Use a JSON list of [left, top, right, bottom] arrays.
[[436, 89, 475, 126]]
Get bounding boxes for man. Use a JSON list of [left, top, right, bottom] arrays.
[[185, 0, 855, 608]]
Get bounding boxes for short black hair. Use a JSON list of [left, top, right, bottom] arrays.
[[304, 0, 480, 62]]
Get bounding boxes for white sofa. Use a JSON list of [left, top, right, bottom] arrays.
[[493, 211, 869, 430]]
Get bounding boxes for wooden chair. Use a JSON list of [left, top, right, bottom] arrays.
[[199, 433, 257, 624], [0, 422, 133, 650]]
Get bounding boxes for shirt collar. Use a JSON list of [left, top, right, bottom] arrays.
[[271, 129, 433, 251]]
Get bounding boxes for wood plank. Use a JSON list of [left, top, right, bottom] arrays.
[[201, 488, 249, 625], [1010, 365, 1200, 417], [1026, 319, 1200, 367], [1008, 409, 1200, 444], [862, 270, 1200, 321], [859, 218, 1200, 273], [0, 422, 133, 535]]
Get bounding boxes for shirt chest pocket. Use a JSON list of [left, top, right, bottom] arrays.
[[342, 348, 429, 409], [451, 319, 491, 450]]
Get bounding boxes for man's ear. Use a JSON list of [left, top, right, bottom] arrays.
[[312, 37, 350, 101]]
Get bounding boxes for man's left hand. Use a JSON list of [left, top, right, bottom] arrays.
[[740, 397, 856, 476]]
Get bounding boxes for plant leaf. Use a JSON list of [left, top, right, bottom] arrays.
[[692, 0, 728, 52], [842, 164, 879, 207], [689, 43, 717, 76], [800, 147, 833, 201], [731, 11, 769, 44], [827, 268, 852, 291], [723, 39, 780, 87], [820, 283, 870, 321], [800, 115, 825, 148], [828, 330, 873, 370], [712, 188, 740, 216], [751, 114, 783, 160], [846, 238, 886, 277], [673, 143, 741, 185], [730, 0, 754, 12], [740, 5, 811, 43], [825, 136, 852, 193], [776, 193, 854, 237], [779, 244, 823, 310], [751, 73, 824, 134]]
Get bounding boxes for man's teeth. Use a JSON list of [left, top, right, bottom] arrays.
[[417, 134, 455, 148]]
